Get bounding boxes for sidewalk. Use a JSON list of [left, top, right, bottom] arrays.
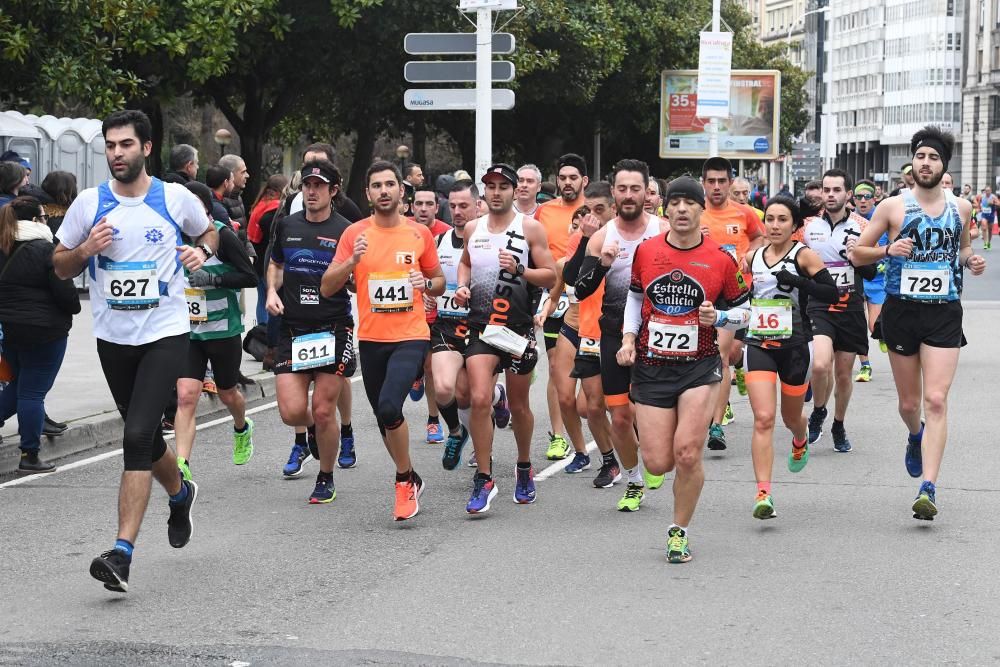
[[0, 290, 275, 475]]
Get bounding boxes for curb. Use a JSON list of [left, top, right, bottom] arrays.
[[0, 372, 277, 479]]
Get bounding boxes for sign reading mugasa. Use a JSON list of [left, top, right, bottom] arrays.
[[659, 69, 782, 160]]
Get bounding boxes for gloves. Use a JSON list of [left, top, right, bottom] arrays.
[[774, 269, 806, 289], [187, 270, 217, 288]]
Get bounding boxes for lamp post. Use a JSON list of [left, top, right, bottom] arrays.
[[214, 128, 232, 157], [396, 144, 411, 177]]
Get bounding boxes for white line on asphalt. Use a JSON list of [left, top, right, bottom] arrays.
[[0, 376, 363, 490], [534, 440, 598, 481]]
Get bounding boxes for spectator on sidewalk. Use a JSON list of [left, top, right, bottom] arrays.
[[164, 144, 199, 185], [206, 165, 235, 228], [0, 161, 28, 208], [218, 154, 249, 228], [247, 174, 288, 326], [40, 171, 78, 235], [0, 197, 81, 474]]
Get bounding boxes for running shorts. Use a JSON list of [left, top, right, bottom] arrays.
[[881, 297, 966, 357], [465, 325, 539, 376], [743, 342, 812, 393], [274, 323, 357, 376], [182, 335, 243, 389], [808, 310, 869, 355], [431, 319, 468, 354], [629, 355, 723, 410], [599, 331, 631, 407], [542, 315, 562, 351]]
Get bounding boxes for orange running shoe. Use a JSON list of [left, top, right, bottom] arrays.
[[393, 474, 425, 521]]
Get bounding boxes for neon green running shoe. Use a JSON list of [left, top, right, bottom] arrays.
[[788, 442, 809, 473], [617, 482, 644, 511], [177, 456, 192, 482], [233, 418, 254, 465], [643, 469, 665, 490], [855, 364, 872, 382], [666, 526, 691, 563], [879, 340, 888, 353], [734, 367, 748, 396], [545, 432, 571, 460], [722, 402, 735, 426], [753, 491, 776, 520]]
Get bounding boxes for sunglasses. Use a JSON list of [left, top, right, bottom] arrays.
[[854, 193, 874, 200]]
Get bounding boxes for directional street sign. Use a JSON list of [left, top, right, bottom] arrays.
[[404, 89, 516, 111], [404, 32, 515, 55], [405, 60, 514, 83]]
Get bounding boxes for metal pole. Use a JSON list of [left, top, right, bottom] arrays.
[[474, 7, 492, 183], [708, 0, 721, 158], [593, 124, 601, 180]]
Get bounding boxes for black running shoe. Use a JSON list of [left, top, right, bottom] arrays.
[[90, 549, 130, 593], [808, 406, 827, 445], [593, 461, 622, 488], [167, 480, 198, 548]]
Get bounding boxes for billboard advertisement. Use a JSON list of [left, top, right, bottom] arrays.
[[659, 69, 782, 160]]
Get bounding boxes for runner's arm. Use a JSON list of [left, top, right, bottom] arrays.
[[562, 234, 590, 284], [574, 231, 609, 300], [778, 249, 838, 304], [266, 260, 284, 293], [851, 200, 894, 265], [209, 228, 256, 289], [623, 288, 642, 335], [524, 219, 557, 289]]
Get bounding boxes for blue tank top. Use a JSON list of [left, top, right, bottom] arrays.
[[884, 189, 963, 302]]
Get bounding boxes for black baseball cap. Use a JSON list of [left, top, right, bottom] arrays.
[[481, 163, 517, 187], [300, 161, 341, 185]]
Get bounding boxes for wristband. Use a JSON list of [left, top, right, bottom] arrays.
[[714, 310, 729, 327]]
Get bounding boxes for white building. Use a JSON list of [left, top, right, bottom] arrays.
[[962, 0, 1000, 189]]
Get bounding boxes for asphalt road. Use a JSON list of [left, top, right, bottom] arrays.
[[3, 255, 1000, 666]]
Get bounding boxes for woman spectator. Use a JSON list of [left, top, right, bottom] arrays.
[[0, 161, 27, 208], [0, 197, 81, 474], [40, 170, 78, 235], [247, 174, 288, 326]]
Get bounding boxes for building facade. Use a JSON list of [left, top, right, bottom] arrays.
[[962, 0, 1000, 189]]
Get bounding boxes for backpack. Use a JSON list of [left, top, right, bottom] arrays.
[[242, 324, 269, 362]]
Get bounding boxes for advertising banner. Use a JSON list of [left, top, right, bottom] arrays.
[[695, 32, 733, 118], [660, 69, 782, 159]]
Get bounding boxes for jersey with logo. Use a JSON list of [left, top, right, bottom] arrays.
[[885, 189, 963, 302], [701, 200, 763, 261], [745, 242, 811, 349], [435, 228, 467, 322], [600, 214, 661, 336], [467, 214, 535, 332], [56, 178, 209, 346], [270, 210, 352, 330], [801, 211, 868, 313], [534, 197, 576, 262], [334, 217, 439, 342], [630, 235, 750, 365]]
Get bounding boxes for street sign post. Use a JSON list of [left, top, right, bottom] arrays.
[[404, 60, 515, 83], [404, 32, 515, 55], [404, 89, 515, 111]]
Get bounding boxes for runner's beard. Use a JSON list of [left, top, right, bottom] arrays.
[[111, 155, 145, 184], [561, 186, 580, 203], [914, 169, 944, 190], [618, 200, 643, 221]]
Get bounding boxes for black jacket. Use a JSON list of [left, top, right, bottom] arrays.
[[163, 170, 191, 185], [224, 192, 247, 228], [0, 239, 80, 343]]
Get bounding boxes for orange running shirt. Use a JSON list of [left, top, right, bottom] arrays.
[[334, 217, 440, 342], [565, 231, 604, 341], [701, 200, 764, 261], [535, 197, 579, 260]]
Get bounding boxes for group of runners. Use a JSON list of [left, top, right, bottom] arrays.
[[47, 109, 982, 591]]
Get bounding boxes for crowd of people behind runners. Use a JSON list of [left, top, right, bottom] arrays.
[[0, 110, 984, 591]]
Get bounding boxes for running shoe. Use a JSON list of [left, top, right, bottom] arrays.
[[617, 482, 644, 512], [338, 434, 357, 469], [161, 417, 175, 435], [309, 475, 336, 504], [545, 432, 571, 460], [643, 469, 665, 490], [855, 364, 872, 383], [409, 377, 425, 402], [90, 549, 130, 593], [905, 423, 924, 478], [788, 442, 809, 473], [912, 481, 937, 520], [394, 475, 424, 521], [879, 341, 889, 353], [167, 480, 198, 548], [442, 426, 469, 470], [707, 423, 727, 451], [804, 384, 813, 402], [203, 379, 218, 395], [468, 450, 481, 468], [177, 456, 192, 482], [832, 425, 852, 453], [426, 421, 444, 444], [666, 526, 692, 564], [514, 466, 536, 504], [722, 402, 735, 425], [564, 452, 591, 473], [466, 475, 497, 514], [752, 490, 776, 520], [232, 418, 254, 465], [493, 384, 511, 429], [807, 406, 827, 445], [283, 442, 312, 477], [734, 367, 748, 396], [593, 460, 622, 488]]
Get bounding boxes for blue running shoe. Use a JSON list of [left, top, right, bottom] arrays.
[[514, 465, 536, 504], [466, 474, 497, 513], [283, 442, 312, 477], [905, 423, 924, 478], [564, 452, 591, 474], [409, 377, 425, 402], [308, 474, 335, 504], [442, 426, 469, 470], [804, 383, 813, 403], [832, 424, 852, 453], [426, 421, 444, 444], [912, 481, 937, 520], [808, 406, 827, 445], [338, 434, 357, 469], [493, 384, 511, 429]]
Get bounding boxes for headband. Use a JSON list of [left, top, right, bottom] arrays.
[[913, 138, 951, 169], [854, 184, 875, 195]]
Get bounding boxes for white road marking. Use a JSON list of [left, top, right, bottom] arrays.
[[0, 376, 363, 490], [534, 440, 598, 481]]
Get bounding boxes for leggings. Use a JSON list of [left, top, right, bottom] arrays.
[[97, 333, 189, 471], [359, 340, 429, 435]]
